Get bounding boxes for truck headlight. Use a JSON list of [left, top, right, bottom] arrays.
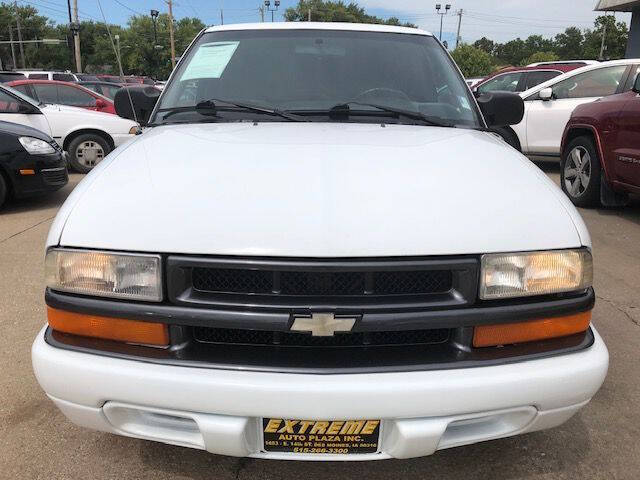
[[45, 249, 162, 302], [19, 136, 56, 154], [480, 249, 592, 300]]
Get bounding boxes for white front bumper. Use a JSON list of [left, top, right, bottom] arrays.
[[32, 326, 608, 461], [111, 133, 136, 148]]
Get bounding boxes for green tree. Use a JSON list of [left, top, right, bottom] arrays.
[[494, 38, 526, 66], [473, 37, 495, 56], [582, 15, 628, 60], [521, 51, 559, 66], [451, 44, 494, 78], [554, 27, 584, 60], [284, 0, 417, 28]]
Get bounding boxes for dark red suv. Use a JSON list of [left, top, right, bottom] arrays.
[[561, 72, 640, 207]]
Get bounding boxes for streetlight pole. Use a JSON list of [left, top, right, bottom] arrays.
[[150, 9, 159, 79], [435, 3, 451, 42], [264, 0, 280, 22], [114, 34, 121, 64]]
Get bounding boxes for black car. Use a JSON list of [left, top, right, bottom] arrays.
[[0, 71, 26, 83], [0, 120, 68, 208]]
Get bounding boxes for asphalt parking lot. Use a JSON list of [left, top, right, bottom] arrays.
[[1, 167, 639, 480]]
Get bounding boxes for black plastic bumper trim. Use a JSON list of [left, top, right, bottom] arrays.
[[44, 327, 595, 375], [45, 287, 595, 332]]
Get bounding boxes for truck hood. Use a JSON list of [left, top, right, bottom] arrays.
[[56, 122, 587, 256]]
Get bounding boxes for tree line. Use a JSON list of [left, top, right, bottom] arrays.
[[0, 3, 204, 79], [452, 15, 629, 77], [0, 1, 630, 80]]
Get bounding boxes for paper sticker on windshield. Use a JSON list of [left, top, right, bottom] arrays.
[[180, 41, 239, 81]]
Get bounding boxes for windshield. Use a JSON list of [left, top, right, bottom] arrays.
[[154, 29, 482, 127], [0, 84, 40, 107]]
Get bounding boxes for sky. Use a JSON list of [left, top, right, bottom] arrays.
[[25, 0, 632, 45]]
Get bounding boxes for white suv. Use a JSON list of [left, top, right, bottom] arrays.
[[32, 23, 607, 461], [16, 70, 79, 82], [500, 60, 639, 156]]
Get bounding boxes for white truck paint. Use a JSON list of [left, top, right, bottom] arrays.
[[33, 22, 607, 461]]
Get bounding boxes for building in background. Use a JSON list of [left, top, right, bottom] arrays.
[[596, 0, 640, 56]]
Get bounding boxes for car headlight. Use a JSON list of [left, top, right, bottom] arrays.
[[480, 249, 592, 300], [45, 249, 162, 302], [19, 136, 56, 154]]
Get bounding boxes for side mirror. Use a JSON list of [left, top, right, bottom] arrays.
[[114, 85, 160, 125], [633, 74, 640, 94], [476, 91, 524, 127], [539, 87, 553, 101], [95, 98, 107, 109]]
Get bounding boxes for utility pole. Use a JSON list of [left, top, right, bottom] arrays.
[[259, 5, 264, 22], [66, 0, 76, 70], [308, 7, 311, 21], [220, 0, 224, 25], [455, 9, 463, 48], [167, 0, 176, 69], [8, 27, 17, 69], [599, 18, 608, 60], [14, 1, 25, 68], [72, 0, 81, 72]]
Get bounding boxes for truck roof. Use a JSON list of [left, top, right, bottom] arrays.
[[204, 22, 432, 37]]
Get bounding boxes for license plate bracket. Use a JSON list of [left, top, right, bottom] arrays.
[[262, 418, 381, 455]]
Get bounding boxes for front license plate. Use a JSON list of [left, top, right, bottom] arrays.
[[262, 418, 381, 455]]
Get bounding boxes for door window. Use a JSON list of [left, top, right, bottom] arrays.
[[58, 85, 96, 106], [33, 84, 59, 104], [0, 90, 22, 112], [623, 65, 640, 91], [523, 71, 561, 91], [53, 73, 76, 82], [477, 72, 524, 93], [28, 73, 48, 80], [100, 84, 121, 100], [11, 84, 35, 100], [552, 66, 628, 99]]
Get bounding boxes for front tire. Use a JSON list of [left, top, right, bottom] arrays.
[[68, 134, 111, 173], [561, 136, 601, 208]]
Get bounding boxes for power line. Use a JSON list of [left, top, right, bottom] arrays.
[[110, 0, 143, 16]]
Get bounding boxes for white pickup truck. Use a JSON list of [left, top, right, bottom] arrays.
[[32, 23, 608, 461]]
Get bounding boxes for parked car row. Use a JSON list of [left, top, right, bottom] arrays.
[[0, 84, 138, 175], [469, 59, 640, 208]]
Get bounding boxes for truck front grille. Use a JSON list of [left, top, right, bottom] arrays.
[[192, 326, 450, 348], [167, 256, 478, 310], [191, 267, 453, 297]]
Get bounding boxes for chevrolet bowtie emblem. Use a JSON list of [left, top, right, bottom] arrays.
[[291, 313, 357, 337]]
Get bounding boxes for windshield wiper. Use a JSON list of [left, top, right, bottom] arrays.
[[323, 102, 455, 128], [156, 99, 307, 123]]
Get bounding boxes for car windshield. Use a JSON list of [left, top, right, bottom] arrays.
[[154, 29, 482, 128], [0, 84, 40, 107]]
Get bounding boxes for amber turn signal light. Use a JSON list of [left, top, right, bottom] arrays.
[[47, 307, 169, 347], [473, 311, 591, 348]]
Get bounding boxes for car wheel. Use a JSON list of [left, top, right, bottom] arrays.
[[68, 134, 110, 173], [0, 174, 7, 209], [561, 136, 601, 208], [490, 127, 520, 151]]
